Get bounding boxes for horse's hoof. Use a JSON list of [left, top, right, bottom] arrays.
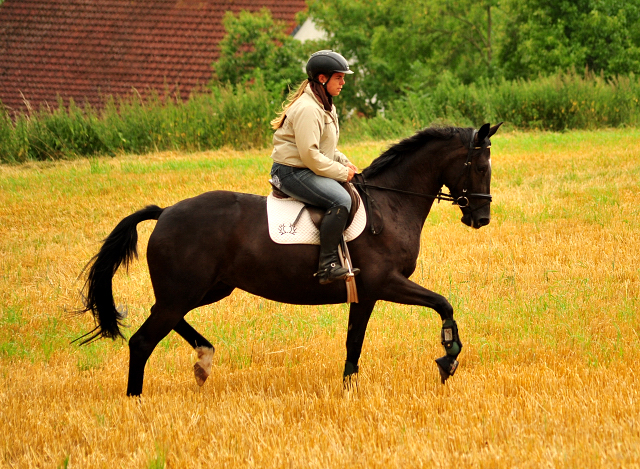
[[343, 374, 358, 391], [194, 362, 209, 386], [437, 363, 450, 384], [194, 346, 214, 386], [435, 356, 459, 384], [343, 360, 359, 391]]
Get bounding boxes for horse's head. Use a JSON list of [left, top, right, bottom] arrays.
[[444, 122, 502, 229]]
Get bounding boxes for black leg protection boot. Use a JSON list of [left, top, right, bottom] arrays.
[[314, 206, 358, 285]]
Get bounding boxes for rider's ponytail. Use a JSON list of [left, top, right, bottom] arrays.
[[270, 80, 309, 130]]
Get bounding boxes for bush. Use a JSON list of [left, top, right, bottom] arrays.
[[94, 84, 277, 154], [346, 70, 640, 140], [0, 71, 638, 163], [0, 82, 279, 163]]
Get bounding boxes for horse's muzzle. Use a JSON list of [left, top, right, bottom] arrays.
[[474, 216, 491, 228], [461, 212, 490, 229]]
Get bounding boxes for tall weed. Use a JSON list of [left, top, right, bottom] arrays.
[[0, 84, 278, 163], [379, 70, 640, 134], [1, 71, 639, 163]]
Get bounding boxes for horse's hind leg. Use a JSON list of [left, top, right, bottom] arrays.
[[173, 319, 215, 386], [127, 304, 186, 396], [173, 283, 235, 387]]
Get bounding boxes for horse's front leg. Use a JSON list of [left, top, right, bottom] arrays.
[[380, 274, 463, 384], [343, 300, 377, 390]]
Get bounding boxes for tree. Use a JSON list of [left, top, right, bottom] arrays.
[[214, 0, 640, 117], [305, 0, 502, 115], [212, 9, 309, 94], [427, 0, 502, 81], [498, 0, 640, 79]]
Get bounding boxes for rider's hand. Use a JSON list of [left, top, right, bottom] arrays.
[[347, 165, 356, 182]]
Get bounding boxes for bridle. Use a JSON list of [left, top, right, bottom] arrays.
[[352, 129, 492, 234], [450, 129, 492, 209]]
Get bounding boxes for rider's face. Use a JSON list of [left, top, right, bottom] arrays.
[[318, 73, 346, 97]]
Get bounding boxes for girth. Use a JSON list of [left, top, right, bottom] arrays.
[[270, 181, 361, 230]]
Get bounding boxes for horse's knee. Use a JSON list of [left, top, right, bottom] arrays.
[[435, 296, 454, 320]]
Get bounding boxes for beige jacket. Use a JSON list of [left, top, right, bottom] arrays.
[[271, 85, 351, 182]]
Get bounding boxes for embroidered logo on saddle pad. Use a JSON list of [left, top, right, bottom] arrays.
[[266, 192, 367, 245]]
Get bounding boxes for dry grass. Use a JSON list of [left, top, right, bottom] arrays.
[[1, 129, 639, 468]]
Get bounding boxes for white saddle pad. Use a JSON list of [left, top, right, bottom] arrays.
[[266, 191, 367, 245]]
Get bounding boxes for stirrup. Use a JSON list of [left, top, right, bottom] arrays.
[[314, 264, 361, 285], [314, 263, 349, 285]]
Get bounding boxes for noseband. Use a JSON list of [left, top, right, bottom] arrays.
[[352, 129, 492, 234]]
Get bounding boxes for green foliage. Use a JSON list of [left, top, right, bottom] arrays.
[[306, 0, 504, 115], [495, 0, 640, 79], [1, 70, 639, 163], [488, 72, 640, 130], [341, 70, 640, 141], [0, 83, 279, 163], [306, 0, 640, 113], [0, 104, 16, 162], [57, 455, 70, 469], [3, 1, 638, 163], [0, 99, 109, 162], [101, 83, 276, 152], [146, 444, 167, 469], [213, 8, 309, 95]]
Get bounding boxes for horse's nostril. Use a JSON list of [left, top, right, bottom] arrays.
[[478, 217, 490, 227]]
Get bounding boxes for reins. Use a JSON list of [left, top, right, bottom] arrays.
[[353, 129, 492, 235], [352, 179, 490, 206], [352, 179, 452, 202]]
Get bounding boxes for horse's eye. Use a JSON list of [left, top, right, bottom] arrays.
[[477, 165, 489, 174]]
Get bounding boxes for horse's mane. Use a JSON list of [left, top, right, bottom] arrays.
[[362, 126, 476, 179]]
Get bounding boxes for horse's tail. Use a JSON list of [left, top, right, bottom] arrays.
[[76, 205, 164, 345]]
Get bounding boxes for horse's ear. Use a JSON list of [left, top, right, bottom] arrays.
[[475, 123, 491, 144], [488, 122, 503, 138]]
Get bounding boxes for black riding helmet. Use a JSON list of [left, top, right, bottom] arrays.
[[306, 50, 354, 81]]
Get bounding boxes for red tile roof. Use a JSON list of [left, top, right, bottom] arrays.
[[0, 0, 307, 113]]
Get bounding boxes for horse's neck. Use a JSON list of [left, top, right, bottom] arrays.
[[367, 148, 445, 228]]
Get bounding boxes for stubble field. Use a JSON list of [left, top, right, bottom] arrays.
[[1, 128, 639, 468]]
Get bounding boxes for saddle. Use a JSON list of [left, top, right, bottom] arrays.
[[269, 181, 361, 230]]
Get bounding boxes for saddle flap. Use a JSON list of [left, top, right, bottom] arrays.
[[266, 191, 367, 246]]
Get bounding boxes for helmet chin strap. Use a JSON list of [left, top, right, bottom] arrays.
[[312, 73, 334, 92]]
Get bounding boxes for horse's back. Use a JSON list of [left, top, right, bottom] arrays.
[[163, 189, 265, 219], [152, 189, 264, 237]]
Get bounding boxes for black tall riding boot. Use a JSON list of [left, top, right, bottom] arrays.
[[315, 206, 360, 285]]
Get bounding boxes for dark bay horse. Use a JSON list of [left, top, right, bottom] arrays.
[[78, 123, 502, 396]]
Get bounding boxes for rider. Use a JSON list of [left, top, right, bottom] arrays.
[[270, 50, 360, 285]]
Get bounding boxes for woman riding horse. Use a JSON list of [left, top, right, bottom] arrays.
[[269, 50, 360, 285]]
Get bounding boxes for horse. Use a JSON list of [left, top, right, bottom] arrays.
[[78, 122, 502, 396]]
